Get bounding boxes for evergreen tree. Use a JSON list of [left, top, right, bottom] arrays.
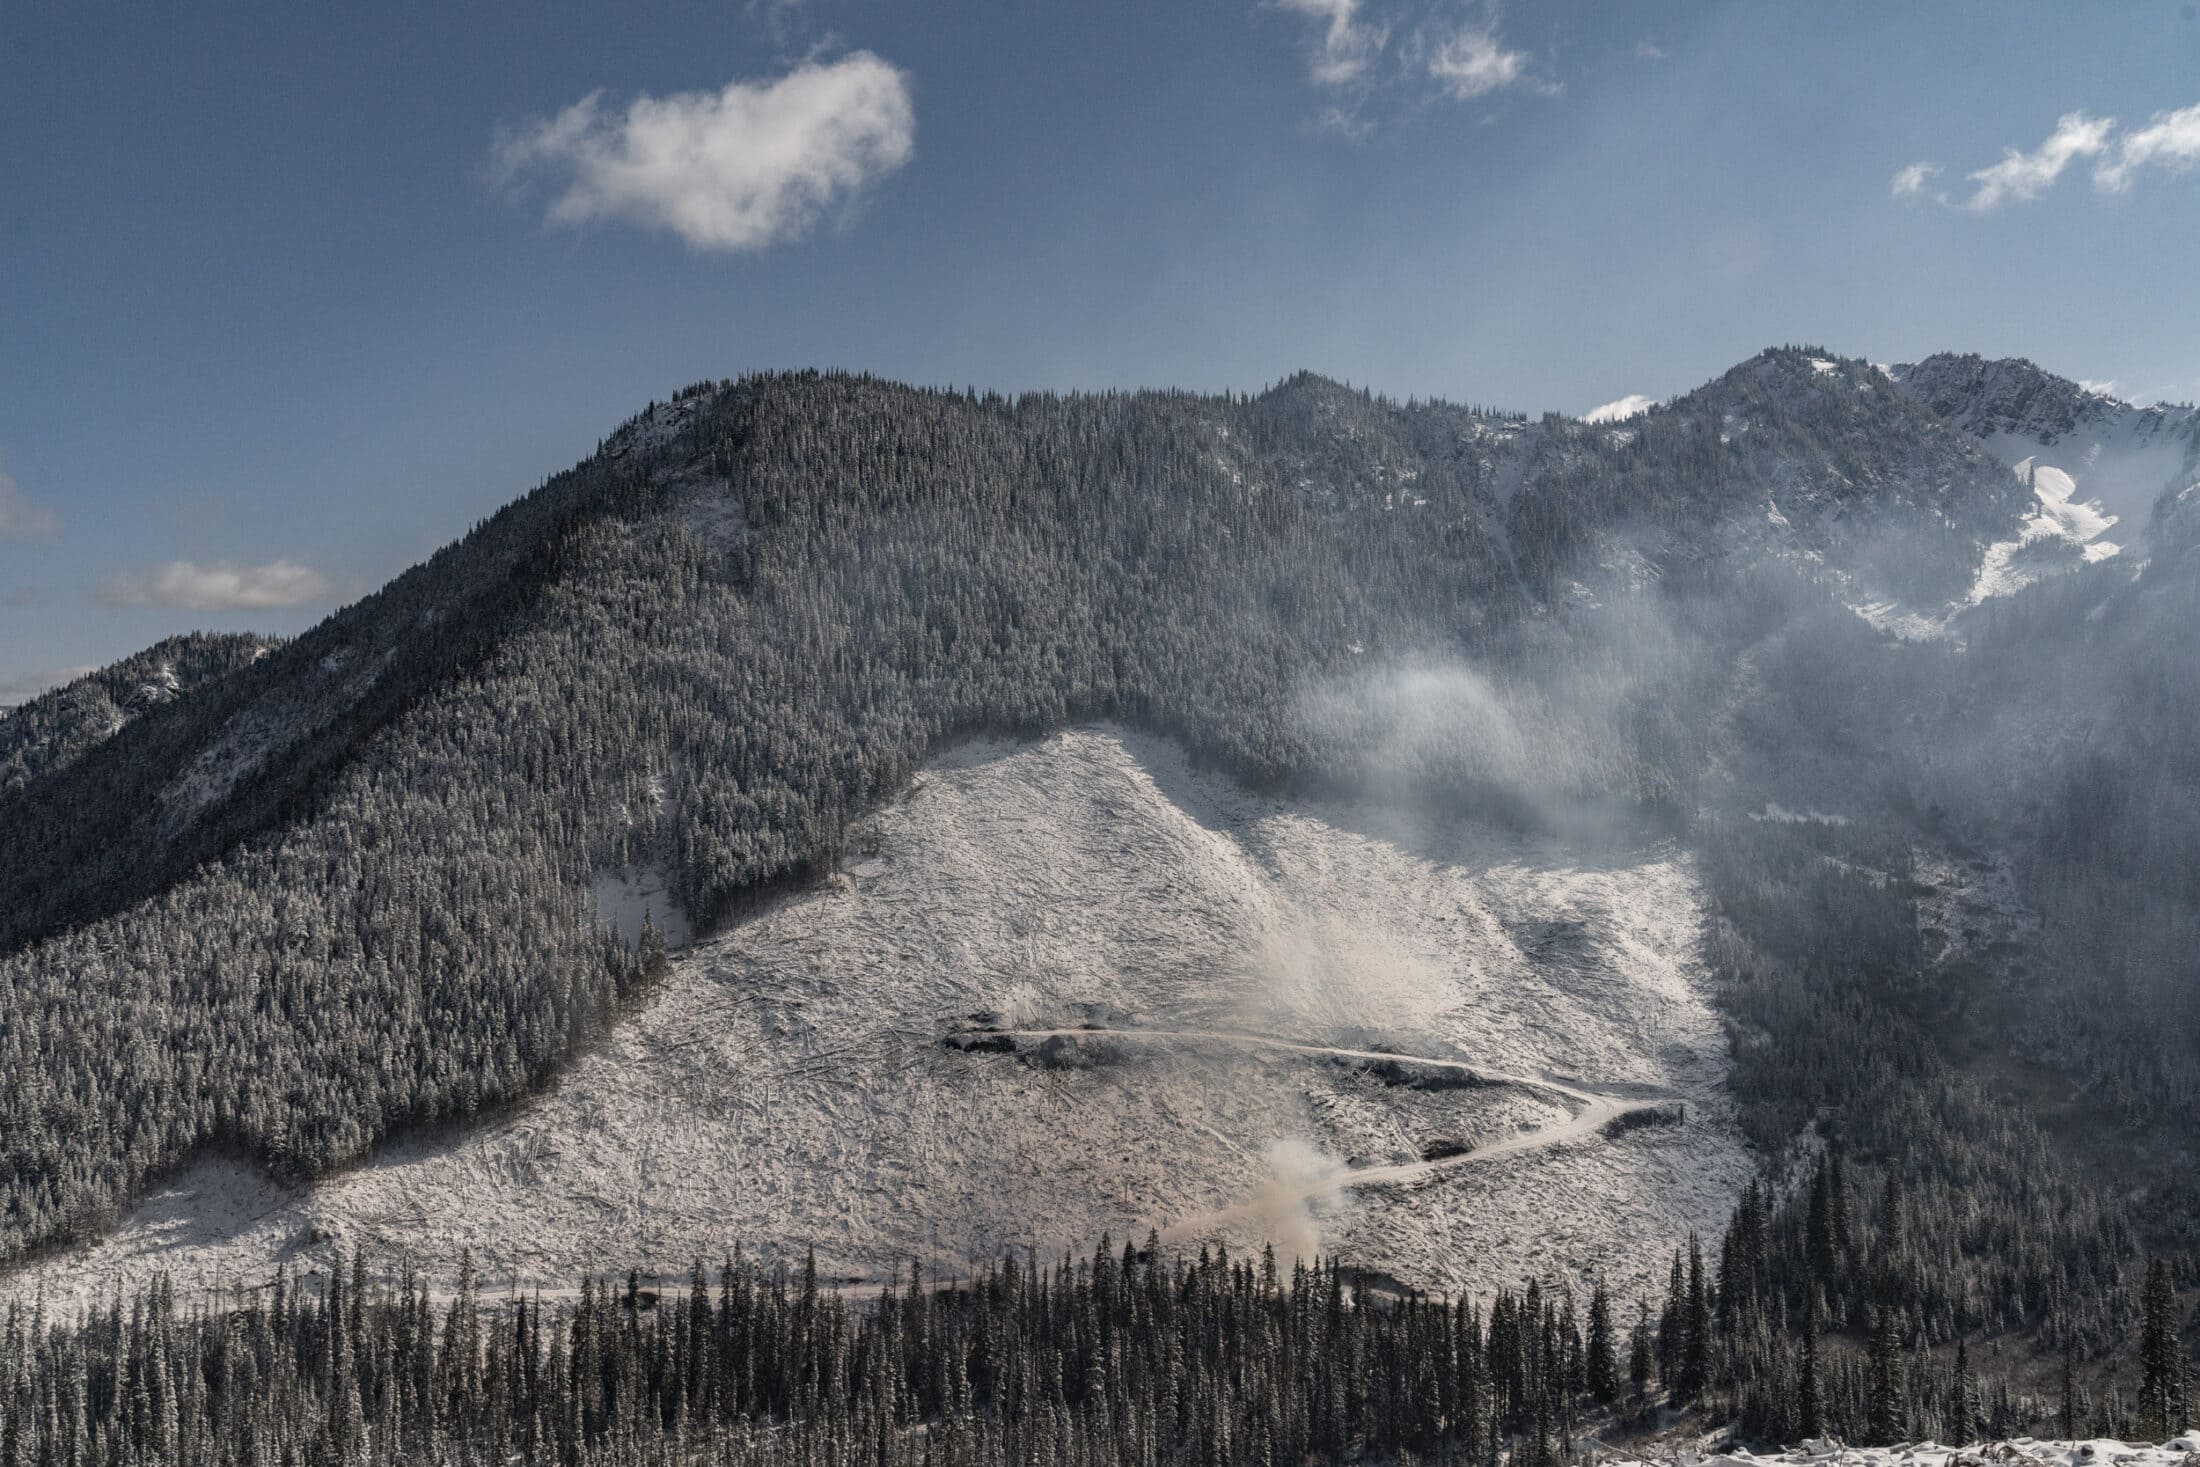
[[1585, 1282, 1618, 1405], [1627, 1303, 1652, 1405], [1799, 1294, 1823, 1442], [1681, 1235, 1711, 1405], [1944, 1336, 1974, 1446], [2059, 1338, 2079, 1442], [2138, 1258, 2189, 1439], [1866, 1302, 1906, 1446]]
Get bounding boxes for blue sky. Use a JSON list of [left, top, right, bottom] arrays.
[[5, 0, 2199, 701]]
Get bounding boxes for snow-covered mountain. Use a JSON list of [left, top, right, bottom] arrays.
[[2, 349, 2191, 1388], [1892, 354, 2200, 601]]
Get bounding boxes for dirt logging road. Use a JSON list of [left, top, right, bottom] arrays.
[[981, 1027, 1671, 1244]]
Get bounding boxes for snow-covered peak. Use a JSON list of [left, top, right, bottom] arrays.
[[1893, 354, 2200, 602], [1893, 353, 2137, 442]]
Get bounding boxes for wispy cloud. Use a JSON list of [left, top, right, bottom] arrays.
[[1889, 161, 1942, 202], [1634, 39, 1667, 62], [1278, 0, 1388, 86], [494, 52, 915, 252], [1274, 2, 1542, 120], [1962, 111, 2114, 210], [2095, 101, 2200, 192], [0, 466, 60, 542], [98, 559, 333, 612], [1898, 103, 2200, 211], [1421, 24, 1531, 100]]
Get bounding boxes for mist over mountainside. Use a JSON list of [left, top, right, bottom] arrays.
[[1, 347, 2194, 1382]]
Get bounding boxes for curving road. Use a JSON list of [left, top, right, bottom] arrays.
[[987, 1027, 1654, 1242]]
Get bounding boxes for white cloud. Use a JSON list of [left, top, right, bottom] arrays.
[[1960, 110, 2114, 210], [99, 559, 333, 612], [1422, 25, 1530, 100], [1583, 394, 1655, 424], [1273, 2, 1541, 115], [1279, 0, 1388, 86], [1634, 39, 1667, 62], [0, 467, 60, 541], [2095, 101, 2200, 192], [494, 52, 914, 253], [1904, 103, 2200, 210], [1889, 161, 1942, 201], [2077, 379, 2122, 400]]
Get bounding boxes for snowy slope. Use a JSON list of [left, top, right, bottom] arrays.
[[1894, 355, 2200, 601], [8, 727, 1749, 1312], [1611, 1439, 2200, 1467], [1959, 458, 2124, 605]]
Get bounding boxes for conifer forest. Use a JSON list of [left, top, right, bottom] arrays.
[[1, 356, 2194, 1464]]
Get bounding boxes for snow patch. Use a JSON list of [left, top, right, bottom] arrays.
[[1978, 422, 2195, 553], [1848, 598, 1947, 642], [669, 471, 749, 548], [1611, 1441, 2200, 1467], [1749, 803, 1850, 826], [589, 865, 691, 949], [1965, 456, 2124, 606], [1583, 393, 1656, 425], [608, 393, 711, 462]]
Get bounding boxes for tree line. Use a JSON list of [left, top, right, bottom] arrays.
[[0, 1228, 2188, 1467]]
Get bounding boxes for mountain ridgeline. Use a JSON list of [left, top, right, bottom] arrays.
[[2, 349, 2196, 1370], [0, 632, 280, 796]]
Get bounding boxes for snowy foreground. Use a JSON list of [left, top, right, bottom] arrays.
[[9, 727, 1749, 1310], [1619, 1441, 2200, 1467]]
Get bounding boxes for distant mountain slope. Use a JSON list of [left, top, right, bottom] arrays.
[[1894, 354, 2200, 597], [0, 632, 277, 795], [0, 354, 2020, 961], [0, 354, 2164, 1357]]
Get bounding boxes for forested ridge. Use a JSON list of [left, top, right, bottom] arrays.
[[0, 634, 279, 796], [1, 351, 2194, 1405]]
